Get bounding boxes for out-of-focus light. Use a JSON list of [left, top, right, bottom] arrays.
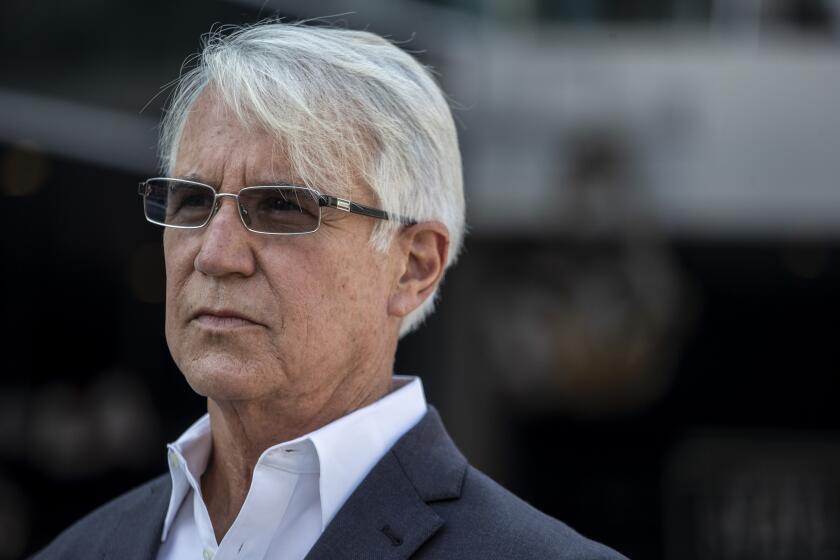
[[0, 141, 50, 197], [90, 369, 160, 468], [28, 382, 100, 478], [128, 243, 165, 304], [665, 434, 840, 559], [479, 252, 687, 417], [28, 369, 161, 477]]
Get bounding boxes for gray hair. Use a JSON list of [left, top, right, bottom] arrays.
[[159, 21, 465, 336]]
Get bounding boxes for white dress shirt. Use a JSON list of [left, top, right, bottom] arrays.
[[156, 375, 427, 560]]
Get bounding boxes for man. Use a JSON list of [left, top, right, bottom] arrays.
[[35, 21, 626, 559]]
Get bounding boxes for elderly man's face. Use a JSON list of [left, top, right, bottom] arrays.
[[163, 93, 403, 410]]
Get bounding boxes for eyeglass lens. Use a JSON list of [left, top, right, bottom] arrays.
[[143, 179, 322, 234]]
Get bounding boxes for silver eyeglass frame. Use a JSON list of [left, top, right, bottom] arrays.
[[138, 177, 415, 235]]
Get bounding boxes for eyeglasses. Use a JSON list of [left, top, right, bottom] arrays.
[[137, 177, 414, 235]]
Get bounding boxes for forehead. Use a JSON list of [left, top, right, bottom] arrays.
[[173, 89, 372, 203], [174, 91, 295, 187]]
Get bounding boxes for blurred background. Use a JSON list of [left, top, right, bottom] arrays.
[[2, 0, 840, 558]]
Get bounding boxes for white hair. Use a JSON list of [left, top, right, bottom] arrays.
[[159, 21, 465, 336]]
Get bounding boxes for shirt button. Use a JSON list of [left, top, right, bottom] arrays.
[[203, 547, 214, 560]]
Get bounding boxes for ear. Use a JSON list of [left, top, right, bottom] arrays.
[[388, 222, 450, 318]]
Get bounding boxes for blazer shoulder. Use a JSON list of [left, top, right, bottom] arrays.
[[31, 474, 170, 559], [427, 466, 628, 560]]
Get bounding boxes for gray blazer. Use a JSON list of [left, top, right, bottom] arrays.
[[32, 408, 627, 559]]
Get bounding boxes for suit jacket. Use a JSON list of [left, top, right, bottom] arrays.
[[32, 408, 627, 559]]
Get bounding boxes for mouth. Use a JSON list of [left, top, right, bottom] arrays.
[[190, 308, 265, 330]]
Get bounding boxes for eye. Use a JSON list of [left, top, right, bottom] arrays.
[[254, 189, 319, 218], [179, 193, 213, 208], [240, 188, 321, 232], [263, 195, 304, 213], [169, 186, 213, 212]]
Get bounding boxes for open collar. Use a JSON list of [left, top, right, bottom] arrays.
[[160, 376, 428, 544], [97, 407, 464, 560]]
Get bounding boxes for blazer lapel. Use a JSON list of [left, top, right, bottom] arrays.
[[106, 475, 170, 560], [305, 407, 467, 560]]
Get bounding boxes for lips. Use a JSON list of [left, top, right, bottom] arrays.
[[190, 308, 265, 329]]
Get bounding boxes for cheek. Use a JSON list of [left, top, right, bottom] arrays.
[[327, 253, 392, 323], [163, 235, 196, 345], [163, 233, 197, 294], [276, 251, 365, 333]]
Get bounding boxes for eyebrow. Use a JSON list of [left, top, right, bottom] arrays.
[[177, 174, 307, 189], [180, 174, 209, 184]]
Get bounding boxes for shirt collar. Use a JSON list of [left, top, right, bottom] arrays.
[[308, 375, 426, 529], [162, 414, 211, 541], [161, 375, 427, 541]]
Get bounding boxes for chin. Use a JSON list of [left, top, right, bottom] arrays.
[[178, 354, 272, 402]]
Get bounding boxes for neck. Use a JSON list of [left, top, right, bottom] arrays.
[[199, 370, 392, 543]]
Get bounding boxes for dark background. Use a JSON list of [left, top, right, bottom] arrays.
[[3, 1, 840, 559]]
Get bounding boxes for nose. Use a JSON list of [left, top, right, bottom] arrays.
[[193, 195, 257, 277]]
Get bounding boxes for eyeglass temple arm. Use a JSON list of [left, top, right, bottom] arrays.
[[138, 181, 148, 196], [319, 195, 416, 225]]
